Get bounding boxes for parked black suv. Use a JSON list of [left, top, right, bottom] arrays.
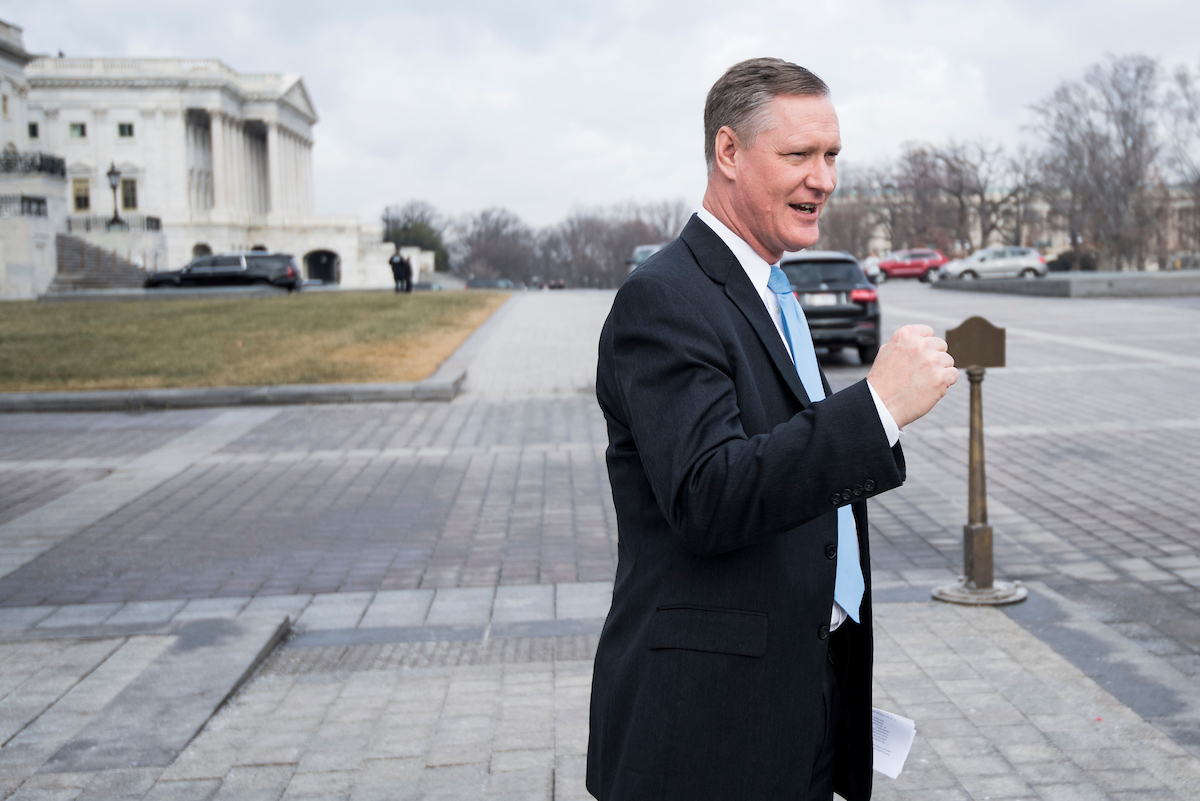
[[779, 251, 881, 363], [145, 252, 302, 291]]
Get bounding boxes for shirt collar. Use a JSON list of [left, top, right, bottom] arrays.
[[695, 207, 775, 296]]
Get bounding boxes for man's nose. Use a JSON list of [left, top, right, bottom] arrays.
[[807, 160, 836, 194]]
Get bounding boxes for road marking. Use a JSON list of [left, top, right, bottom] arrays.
[[885, 303, 1200, 370], [914, 416, 1200, 440], [0, 409, 279, 580]]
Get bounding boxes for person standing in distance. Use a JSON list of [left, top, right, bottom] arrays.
[[389, 246, 413, 293], [587, 58, 957, 801]]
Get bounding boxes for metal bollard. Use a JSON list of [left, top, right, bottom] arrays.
[[933, 317, 1026, 606]]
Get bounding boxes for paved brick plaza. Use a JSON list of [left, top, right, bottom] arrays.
[[4, 285, 1200, 799]]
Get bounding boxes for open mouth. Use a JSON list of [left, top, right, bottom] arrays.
[[791, 203, 818, 215]]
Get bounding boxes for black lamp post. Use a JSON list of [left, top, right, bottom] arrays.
[[106, 162, 125, 228]]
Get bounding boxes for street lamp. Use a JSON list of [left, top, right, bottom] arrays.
[[106, 162, 125, 229]]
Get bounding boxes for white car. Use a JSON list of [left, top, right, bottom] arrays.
[[940, 246, 1048, 280]]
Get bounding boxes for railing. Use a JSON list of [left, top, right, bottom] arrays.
[[0, 152, 66, 177], [67, 214, 162, 233], [28, 57, 239, 80], [0, 195, 48, 217]]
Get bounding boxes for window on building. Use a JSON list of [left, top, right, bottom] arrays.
[[1, 95, 8, 117], [70, 123, 87, 138], [118, 123, 134, 138], [121, 178, 137, 211], [28, 122, 38, 139], [72, 178, 90, 211]]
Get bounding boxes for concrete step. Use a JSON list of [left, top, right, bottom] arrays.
[[37, 615, 290, 772]]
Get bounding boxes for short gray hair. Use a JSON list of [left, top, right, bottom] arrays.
[[704, 58, 829, 175]]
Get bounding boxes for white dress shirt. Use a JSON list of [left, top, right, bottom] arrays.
[[696, 208, 902, 630]]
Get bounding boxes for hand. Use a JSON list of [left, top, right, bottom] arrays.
[[866, 325, 957, 429]]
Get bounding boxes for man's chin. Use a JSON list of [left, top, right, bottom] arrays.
[[782, 223, 821, 253]]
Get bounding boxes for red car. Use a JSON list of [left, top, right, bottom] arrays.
[[878, 248, 948, 282]]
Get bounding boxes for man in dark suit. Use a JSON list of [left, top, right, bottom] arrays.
[[587, 58, 957, 801]]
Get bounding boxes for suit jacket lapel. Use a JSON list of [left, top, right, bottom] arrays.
[[680, 216, 811, 407]]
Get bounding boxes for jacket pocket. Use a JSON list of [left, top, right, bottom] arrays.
[[648, 605, 768, 657]]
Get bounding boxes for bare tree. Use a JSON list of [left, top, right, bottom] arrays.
[[1002, 146, 1044, 247], [383, 200, 450, 271], [452, 208, 537, 282], [933, 142, 973, 251], [383, 200, 442, 231], [1165, 62, 1200, 254], [540, 205, 661, 288], [816, 169, 874, 257], [863, 164, 907, 253], [637, 199, 691, 242], [1031, 54, 1164, 270], [880, 144, 955, 253]]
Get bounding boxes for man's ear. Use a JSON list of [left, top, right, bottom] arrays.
[[713, 126, 741, 181]]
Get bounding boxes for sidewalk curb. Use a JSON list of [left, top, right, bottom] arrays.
[[0, 373, 465, 412], [0, 294, 517, 413]]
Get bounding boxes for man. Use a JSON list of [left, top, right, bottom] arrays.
[[587, 58, 957, 801], [389, 246, 413, 293]]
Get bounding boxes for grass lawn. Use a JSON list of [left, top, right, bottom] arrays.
[[0, 291, 508, 392]]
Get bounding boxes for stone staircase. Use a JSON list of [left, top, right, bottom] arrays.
[[48, 233, 147, 292]]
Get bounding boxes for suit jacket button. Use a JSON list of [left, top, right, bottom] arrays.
[[818, 623, 830, 640], [853, 484, 864, 496], [842, 489, 853, 501], [864, 479, 876, 492], [831, 494, 841, 506], [825, 543, 837, 560]]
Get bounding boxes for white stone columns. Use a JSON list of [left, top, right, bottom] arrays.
[[263, 126, 315, 216], [302, 139, 314, 214], [280, 131, 290, 215], [230, 119, 242, 215], [267, 122, 282, 216], [237, 122, 249, 215], [210, 110, 228, 214], [284, 131, 295, 215], [164, 108, 188, 220]]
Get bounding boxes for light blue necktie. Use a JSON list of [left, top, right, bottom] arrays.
[[767, 265, 865, 623]]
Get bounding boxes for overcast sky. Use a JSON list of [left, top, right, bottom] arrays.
[[7, 0, 1200, 226]]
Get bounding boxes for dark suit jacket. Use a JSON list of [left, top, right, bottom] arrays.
[[586, 216, 905, 801]]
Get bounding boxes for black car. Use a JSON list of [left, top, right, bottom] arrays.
[[780, 251, 880, 363], [145, 252, 302, 291]]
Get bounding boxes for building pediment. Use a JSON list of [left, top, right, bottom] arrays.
[[280, 76, 318, 123]]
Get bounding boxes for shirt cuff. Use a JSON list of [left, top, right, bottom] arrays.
[[866, 379, 903, 448]]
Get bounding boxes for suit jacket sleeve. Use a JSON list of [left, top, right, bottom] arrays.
[[605, 273, 904, 556]]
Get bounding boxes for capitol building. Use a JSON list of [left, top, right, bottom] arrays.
[[0, 19, 418, 297]]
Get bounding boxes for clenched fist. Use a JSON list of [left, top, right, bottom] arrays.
[[866, 325, 958, 429]]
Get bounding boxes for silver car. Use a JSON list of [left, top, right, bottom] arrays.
[[940, 246, 1048, 280]]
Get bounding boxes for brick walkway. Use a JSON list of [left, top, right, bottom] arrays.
[[0, 292, 619, 606], [853, 286, 1200, 688], [6, 284, 1200, 799]]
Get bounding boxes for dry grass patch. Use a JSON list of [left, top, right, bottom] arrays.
[[0, 290, 508, 392]]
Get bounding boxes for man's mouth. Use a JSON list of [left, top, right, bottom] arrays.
[[791, 203, 818, 215]]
